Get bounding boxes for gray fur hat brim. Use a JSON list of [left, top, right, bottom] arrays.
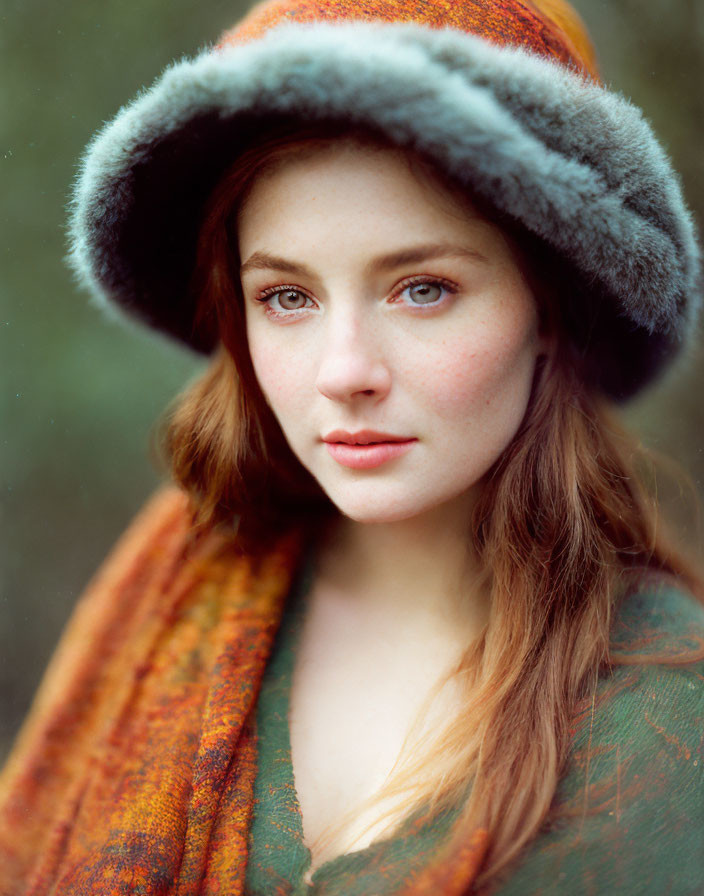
[[66, 20, 702, 401]]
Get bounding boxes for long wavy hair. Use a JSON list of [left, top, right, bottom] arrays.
[[158, 121, 704, 890]]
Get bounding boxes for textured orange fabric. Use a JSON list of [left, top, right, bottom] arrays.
[[0, 489, 489, 895], [218, 0, 601, 82], [2, 489, 703, 894], [525, 0, 600, 76], [0, 489, 306, 895]]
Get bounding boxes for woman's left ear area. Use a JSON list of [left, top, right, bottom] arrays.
[[533, 309, 559, 365], [536, 328, 551, 360], [533, 289, 558, 355]]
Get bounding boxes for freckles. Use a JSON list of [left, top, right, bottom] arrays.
[[423, 343, 494, 416], [424, 322, 536, 419], [247, 340, 291, 406], [248, 336, 316, 422]]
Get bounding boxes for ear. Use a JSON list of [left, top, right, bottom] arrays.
[[536, 331, 550, 360], [534, 313, 557, 364], [533, 290, 558, 361]]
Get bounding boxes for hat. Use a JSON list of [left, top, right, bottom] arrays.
[[66, 0, 702, 401]]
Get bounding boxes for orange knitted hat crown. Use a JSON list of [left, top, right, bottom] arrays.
[[67, 0, 701, 401], [221, 0, 600, 80]]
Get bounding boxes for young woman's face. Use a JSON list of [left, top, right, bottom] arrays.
[[238, 142, 545, 524]]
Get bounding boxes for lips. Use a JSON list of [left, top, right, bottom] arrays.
[[323, 429, 412, 445], [324, 438, 416, 469]]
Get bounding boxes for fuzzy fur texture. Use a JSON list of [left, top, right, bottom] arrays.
[[65, 20, 702, 400]]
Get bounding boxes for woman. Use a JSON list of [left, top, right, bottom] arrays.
[[1, 0, 703, 893]]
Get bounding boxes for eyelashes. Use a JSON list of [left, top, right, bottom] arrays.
[[252, 275, 459, 320], [254, 287, 313, 316]]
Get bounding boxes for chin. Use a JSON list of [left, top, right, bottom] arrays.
[[339, 507, 420, 525], [322, 488, 453, 526]]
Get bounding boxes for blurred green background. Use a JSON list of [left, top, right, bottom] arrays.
[[2, 0, 703, 763]]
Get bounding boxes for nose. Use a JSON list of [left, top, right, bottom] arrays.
[[315, 303, 391, 403]]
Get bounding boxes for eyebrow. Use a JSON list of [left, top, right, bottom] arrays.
[[239, 243, 489, 279]]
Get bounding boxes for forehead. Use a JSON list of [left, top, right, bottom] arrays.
[[236, 140, 508, 262], [242, 137, 476, 206]]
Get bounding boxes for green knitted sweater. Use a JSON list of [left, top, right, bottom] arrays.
[[245, 550, 704, 896]]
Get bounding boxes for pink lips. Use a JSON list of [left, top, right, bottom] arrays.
[[322, 430, 417, 470]]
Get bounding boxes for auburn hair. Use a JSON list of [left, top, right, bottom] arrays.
[[158, 122, 704, 890]]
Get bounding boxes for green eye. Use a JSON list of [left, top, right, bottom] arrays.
[[273, 289, 308, 310], [397, 277, 457, 309], [407, 282, 443, 305], [255, 286, 313, 316]]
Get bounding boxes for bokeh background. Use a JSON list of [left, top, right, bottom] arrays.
[[2, 0, 704, 763]]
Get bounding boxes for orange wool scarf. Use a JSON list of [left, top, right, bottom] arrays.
[[0, 488, 488, 895]]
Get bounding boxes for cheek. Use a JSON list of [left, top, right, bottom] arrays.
[[423, 313, 538, 424], [246, 329, 310, 418]]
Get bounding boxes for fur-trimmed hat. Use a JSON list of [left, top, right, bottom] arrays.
[[66, 0, 702, 401]]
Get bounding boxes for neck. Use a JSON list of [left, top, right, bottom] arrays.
[[312, 491, 490, 640]]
